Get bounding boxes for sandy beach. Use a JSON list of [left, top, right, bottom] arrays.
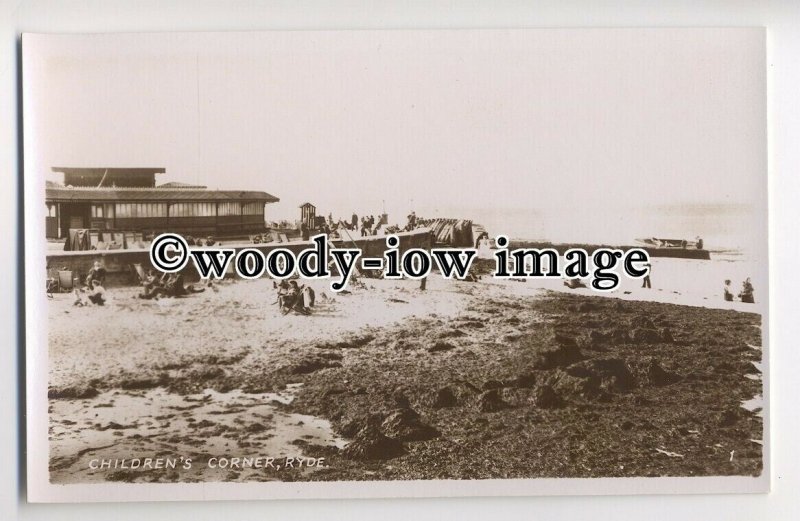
[[47, 272, 763, 483]]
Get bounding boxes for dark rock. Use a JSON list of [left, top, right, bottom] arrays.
[[245, 422, 268, 433], [505, 372, 536, 389], [431, 387, 458, 408], [186, 366, 225, 381], [481, 380, 504, 391], [630, 315, 656, 329], [96, 421, 136, 431], [428, 341, 456, 353], [554, 332, 578, 347], [438, 329, 466, 339], [339, 414, 383, 438], [646, 360, 682, 386], [341, 425, 405, 460], [321, 387, 348, 398], [284, 356, 342, 375], [48, 385, 99, 400], [476, 389, 510, 412], [381, 408, 440, 441], [567, 358, 637, 393], [718, 408, 740, 427], [533, 342, 584, 369], [533, 385, 564, 409], [631, 328, 663, 344], [391, 389, 411, 408], [610, 327, 631, 344], [588, 330, 608, 344], [459, 320, 485, 329], [119, 373, 168, 390], [552, 371, 603, 401]]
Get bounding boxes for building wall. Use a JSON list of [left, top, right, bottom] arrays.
[[46, 228, 434, 287]]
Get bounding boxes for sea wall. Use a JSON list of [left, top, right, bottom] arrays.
[[47, 228, 434, 287]]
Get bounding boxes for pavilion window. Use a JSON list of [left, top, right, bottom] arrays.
[[116, 203, 136, 218], [240, 202, 261, 215]]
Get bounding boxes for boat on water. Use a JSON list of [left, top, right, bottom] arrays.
[[635, 236, 704, 250]]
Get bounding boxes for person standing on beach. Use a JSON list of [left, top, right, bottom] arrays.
[[724, 279, 734, 301], [407, 211, 417, 230], [739, 278, 755, 303], [641, 263, 652, 289], [351, 212, 358, 230]]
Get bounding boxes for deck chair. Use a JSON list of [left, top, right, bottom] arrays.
[[89, 231, 100, 250], [57, 270, 74, 292], [95, 241, 107, 251], [132, 263, 147, 284], [270, 231, 282, 243], [279, 233, 289, 243], [123, 232, 136, 249]]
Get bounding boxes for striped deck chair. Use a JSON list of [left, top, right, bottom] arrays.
[[132, 263, 147, 284], [57, 270, 74, 292], [123, 232, 136, 249]]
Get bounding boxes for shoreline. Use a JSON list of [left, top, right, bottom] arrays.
[[47, 276, 763, 482]]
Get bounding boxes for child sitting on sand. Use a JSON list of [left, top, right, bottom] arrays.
[[739, 278, 755, 303], [73, 279, 106, 306], [275, 280, 314, 315]]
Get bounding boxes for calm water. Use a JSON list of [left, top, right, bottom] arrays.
[[438, 202, 767, 311], [424, 203, 764, 254]]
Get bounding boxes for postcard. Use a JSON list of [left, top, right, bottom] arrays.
[[23, 28, 768, 502]]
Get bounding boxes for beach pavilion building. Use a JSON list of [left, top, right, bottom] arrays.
[[45, 167, 279, 239]]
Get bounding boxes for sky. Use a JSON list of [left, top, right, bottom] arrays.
[[24, 29, 766, 242]]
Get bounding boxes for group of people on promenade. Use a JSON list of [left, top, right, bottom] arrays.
[[298, 210, 433, 241]]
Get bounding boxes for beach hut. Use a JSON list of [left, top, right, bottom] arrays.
[[299, 202, 316, 229]]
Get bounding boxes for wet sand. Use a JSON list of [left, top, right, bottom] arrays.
[[47, 275, 763, 482]]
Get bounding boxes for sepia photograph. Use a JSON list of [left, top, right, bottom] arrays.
[[23, 28, 768, 501]]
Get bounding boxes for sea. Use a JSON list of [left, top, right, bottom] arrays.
[[420, 202, 768, 313]]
